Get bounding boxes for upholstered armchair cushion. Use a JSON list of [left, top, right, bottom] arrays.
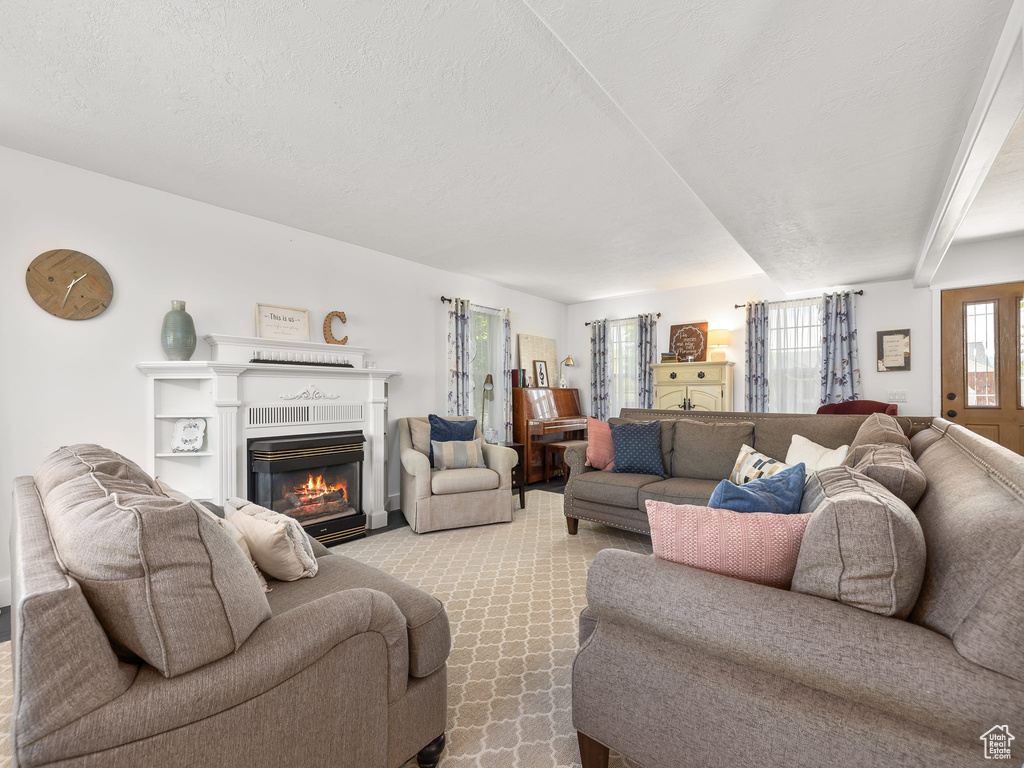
[[431, 468, 499, 494]]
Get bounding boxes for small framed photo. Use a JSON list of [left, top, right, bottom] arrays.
[[877, 329, 911, 372], [534, 360, 549, 387], [256, 303, 310, 341]]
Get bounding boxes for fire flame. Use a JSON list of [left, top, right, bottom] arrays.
[[294, 473, 347, 503]]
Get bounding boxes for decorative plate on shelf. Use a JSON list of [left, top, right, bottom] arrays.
[[171, 418, 206, 453]]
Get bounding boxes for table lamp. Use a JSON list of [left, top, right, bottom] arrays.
[[708, 329, 731, 362], [558, 355, 575, 387]]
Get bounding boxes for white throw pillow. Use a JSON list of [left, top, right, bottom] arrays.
[[156, 479, 271, 592], [786, 435, 849, 473], [227, 497, 318, 582], [729, 444, 792, 484]]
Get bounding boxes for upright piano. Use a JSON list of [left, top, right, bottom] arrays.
[[512, 387, 587, 484]]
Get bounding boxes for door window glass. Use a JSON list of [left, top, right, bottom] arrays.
[[965, 301, 998, 407]]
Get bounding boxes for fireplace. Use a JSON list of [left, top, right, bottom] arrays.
[[248, 431, 366, 545]]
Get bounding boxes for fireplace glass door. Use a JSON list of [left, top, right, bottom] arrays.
[[259, 463, 361, 524]]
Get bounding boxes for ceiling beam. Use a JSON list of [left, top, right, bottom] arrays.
[[913, 0, 1024, 288]]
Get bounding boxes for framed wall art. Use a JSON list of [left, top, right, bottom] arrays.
[[534, 360, 549, 387], [669, 322, 708, 362], [256, 303, 310, 341], [877, 329, 911, 372]]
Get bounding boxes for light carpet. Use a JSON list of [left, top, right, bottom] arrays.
[[342, 490, 651, 768], [0, 490, 651, 768]]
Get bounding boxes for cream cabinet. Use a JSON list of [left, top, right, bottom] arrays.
[[651, 361, 735, 412]]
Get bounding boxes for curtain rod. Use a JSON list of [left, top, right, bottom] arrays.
[[584, 313, 661, 326], [440, 296, 502, 313], [733, 290, 863, 309]]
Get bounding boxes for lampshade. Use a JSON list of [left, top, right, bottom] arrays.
[[708, 329, 731, 347], [562, 354, 575, 367], [483, 374, 494, 391]]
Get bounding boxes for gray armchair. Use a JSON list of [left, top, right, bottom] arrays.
[[397, 416, 517, 533]]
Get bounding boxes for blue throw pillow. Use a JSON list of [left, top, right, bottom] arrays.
[[427, 415, 477, 467], [610, 420, 665, 477], [708, 462, 806, 514]]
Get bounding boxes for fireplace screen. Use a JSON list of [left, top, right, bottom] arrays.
[[248, 431, 366, 543]]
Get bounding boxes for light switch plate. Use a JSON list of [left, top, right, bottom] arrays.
[[886, 390, 908, 403]]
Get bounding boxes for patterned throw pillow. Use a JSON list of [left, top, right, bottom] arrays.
[[646, 500, 811, 589], [427, 415, 477, 467], [431, 439, 487, 470], [610, 420, 665, 477], [730, 444, 790, 484], [708, 463, 806, 515], [584, 417, 615, 471]]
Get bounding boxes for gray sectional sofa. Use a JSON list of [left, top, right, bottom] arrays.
[[571, 416, 1024, 767], [563, 409, 932, 535]]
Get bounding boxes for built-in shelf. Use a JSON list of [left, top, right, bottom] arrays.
[[154, 413, 216, 420], [156, 451, 214, 458]]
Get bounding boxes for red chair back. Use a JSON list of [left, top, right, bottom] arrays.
[[817, 400, 898, 416]]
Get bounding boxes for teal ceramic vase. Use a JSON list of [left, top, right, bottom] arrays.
[[161, 300, 197, 361]]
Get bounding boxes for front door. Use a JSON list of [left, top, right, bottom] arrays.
[[940, 281, 1023, 454]]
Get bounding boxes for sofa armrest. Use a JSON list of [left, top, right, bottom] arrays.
[[400, 448, 431, 500], [24, 588, 410, 764], [481, 443, 517, 489], [564, 443, 591, 479], [584, 550, 1024, 738]]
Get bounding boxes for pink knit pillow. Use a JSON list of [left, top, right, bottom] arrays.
[[645, 501, 811, 589], [585, 417, 615, 471]]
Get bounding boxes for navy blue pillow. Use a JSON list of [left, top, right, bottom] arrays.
[[427, 415, 477, 467], [610, 420, 665, 477], [708, 463, 806, 515]]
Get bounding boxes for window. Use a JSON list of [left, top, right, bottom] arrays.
[[965, 300, 998, 407], [470, 305, 505, 438], [608, 317, 639, 417], [767, 298, 822, 414]]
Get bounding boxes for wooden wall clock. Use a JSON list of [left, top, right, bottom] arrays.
[[26, 249, 113, 320]]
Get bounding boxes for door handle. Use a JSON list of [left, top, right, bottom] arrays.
[[686, 397, 692, 410], [946, 393, 956, 400], [946, 410, 957, 418]]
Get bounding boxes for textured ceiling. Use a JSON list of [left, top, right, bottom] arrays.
[[954, 111, 1024, 243], [0, 1, 1014, 301]]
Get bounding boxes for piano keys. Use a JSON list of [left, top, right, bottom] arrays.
[[512, 387, 587, 484]]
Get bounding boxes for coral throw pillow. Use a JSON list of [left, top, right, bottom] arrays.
[[585, 417, 615, 471], [646, 501, 811, 589]]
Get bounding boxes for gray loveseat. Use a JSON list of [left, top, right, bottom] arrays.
[[572, 418, 1024, 767], [563, 409, 932, 535], [11, 445, 450, 767]]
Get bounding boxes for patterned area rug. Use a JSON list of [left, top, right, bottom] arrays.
[[342, 490, 651, 768], [0, 491, 650, 768]]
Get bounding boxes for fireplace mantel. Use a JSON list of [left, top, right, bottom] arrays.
[[137, 336, 399, 530]]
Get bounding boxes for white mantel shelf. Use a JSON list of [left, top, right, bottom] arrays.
[[136, 360, 400, 379], [137, 335, 400, 530]]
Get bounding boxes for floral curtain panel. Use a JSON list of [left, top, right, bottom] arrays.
[[745, 301, 770, 412], [446, 297, 474, 416], [637, 313, 657, 408], [821, 291, 861, 405], [590, 319, 610, 420]]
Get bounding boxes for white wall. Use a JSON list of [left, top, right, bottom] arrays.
[[934, 233, 1024, 288], [565, 275, 936, 417], [0, 147, 569, 602]]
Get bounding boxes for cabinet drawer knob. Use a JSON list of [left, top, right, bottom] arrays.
[[669, 371, 677, 379], [697, 371, 706, 379]]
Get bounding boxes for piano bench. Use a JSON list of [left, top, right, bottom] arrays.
[[544, 440, 589, 485]]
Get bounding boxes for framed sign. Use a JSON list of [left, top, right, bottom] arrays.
[[256, 303, 310, 341], [669, 322, 708, 362], [877, 329, 911, 372]]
